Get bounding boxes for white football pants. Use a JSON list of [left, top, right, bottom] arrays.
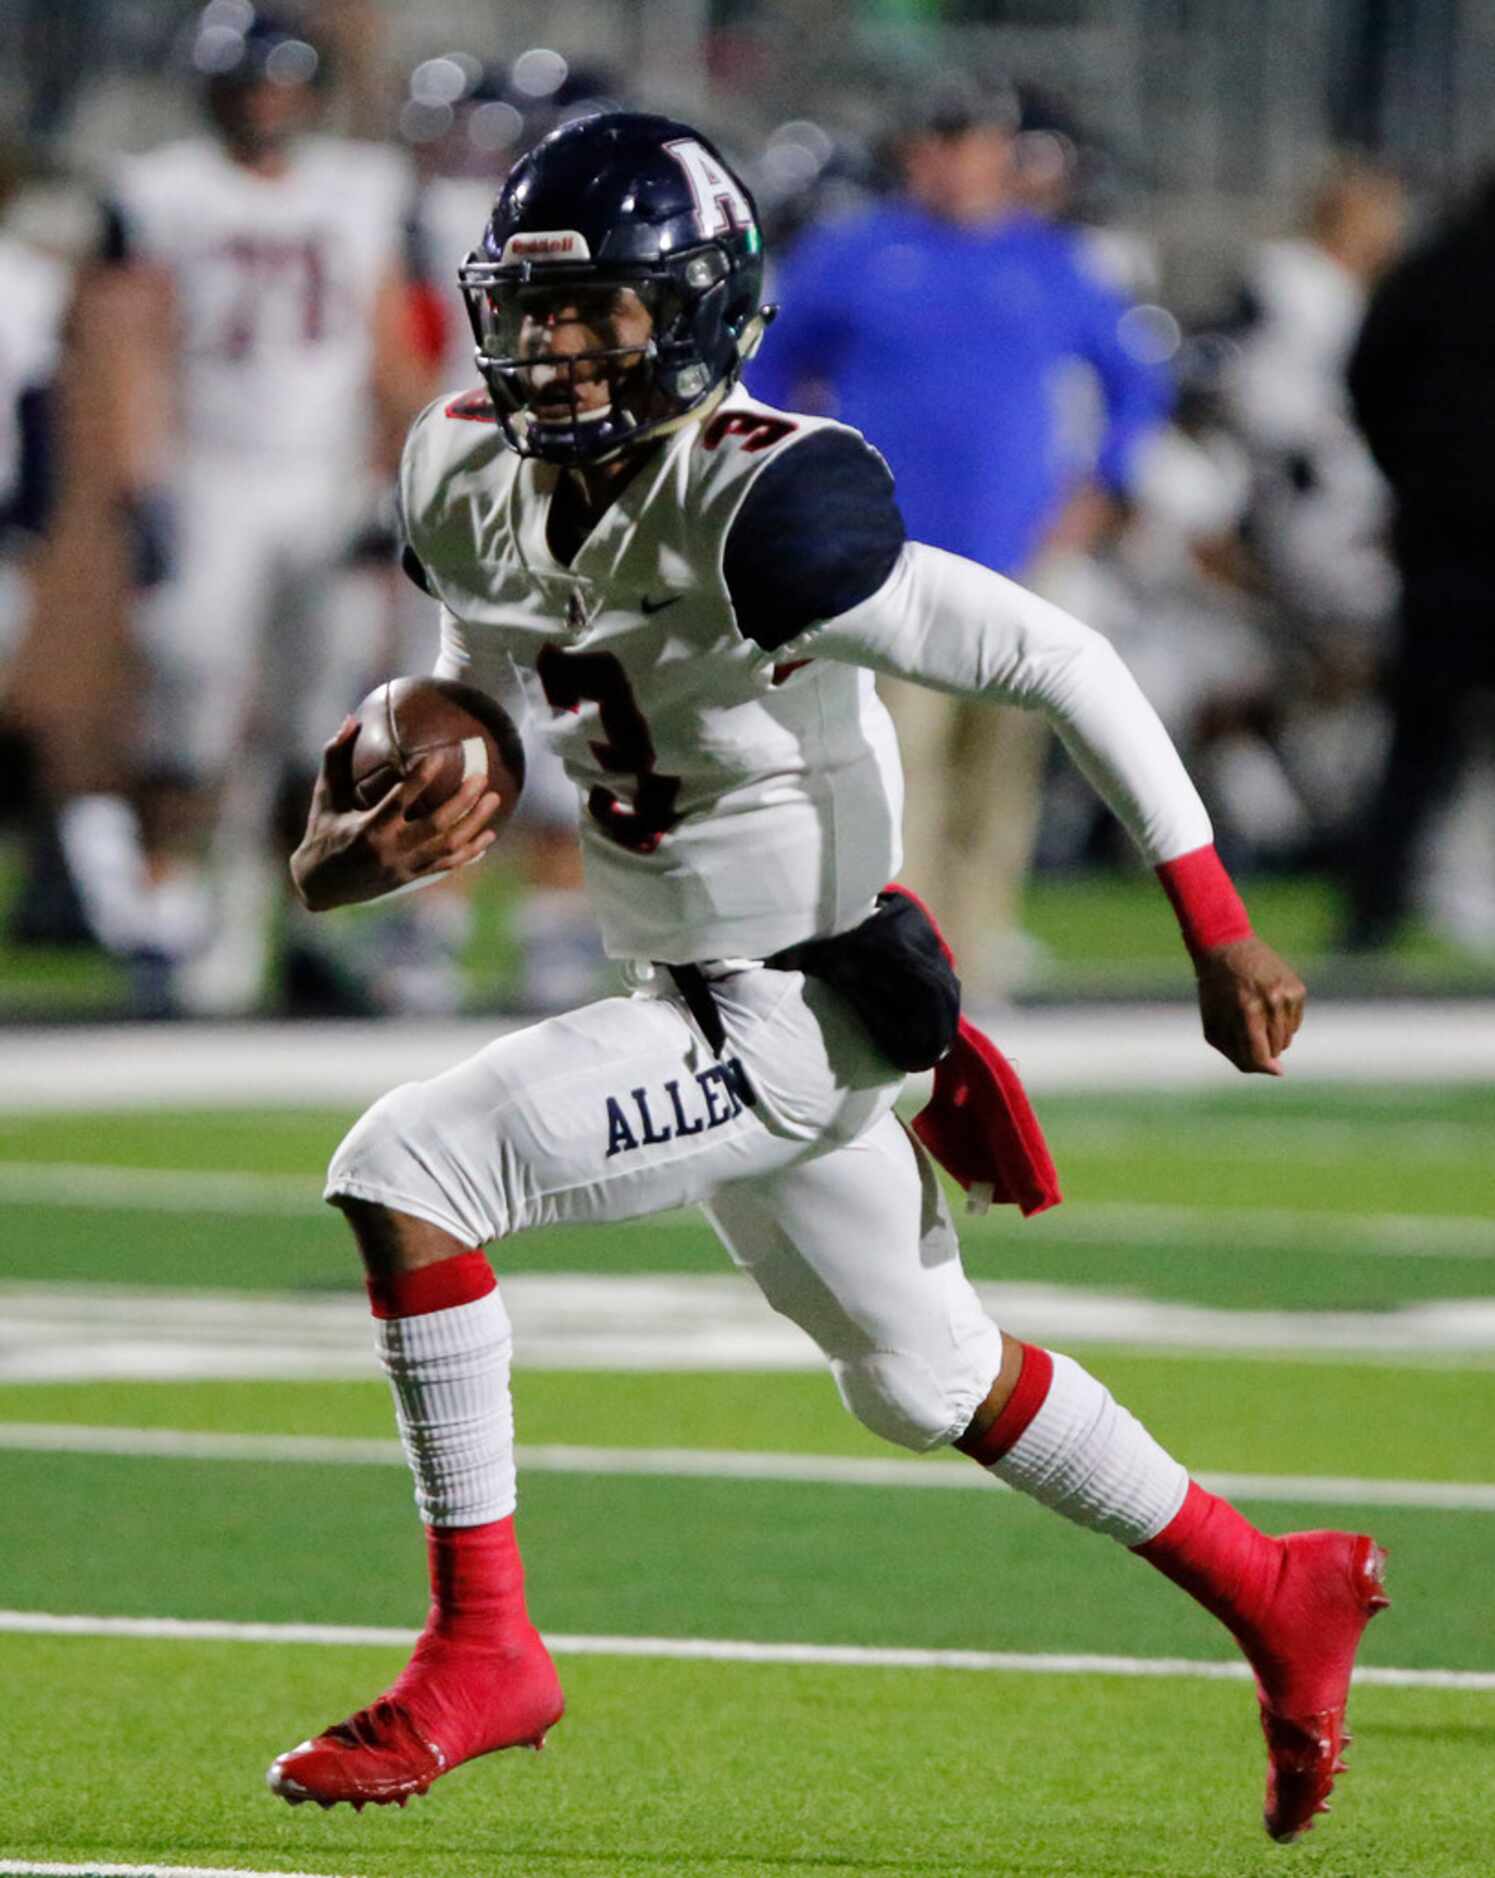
[[327, 966, 1006, 1451], [136, 456, 383, 781]]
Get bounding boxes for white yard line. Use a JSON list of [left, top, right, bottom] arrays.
[[0, 1866, 362, 1878], [2, 1160, 1491, 1257], [5, 1003, 1495, 1114], [5, 1277, 1495, 1381], [2, 1421, 1493, 1513], [0, 1163, 323, 1215], [0, 1867, 359, 1878], [1056, 1113, 1491, 1158], [1, 1608, 1491, 1692], [1032, 1201, 1495, 1258]]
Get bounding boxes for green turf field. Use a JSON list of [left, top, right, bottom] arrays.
[[2, 1085, 1491, 1307], [3, 1637, 1492, 1878], [5, 848, 1493, 1019], [2, 1078, 1493, 1875]]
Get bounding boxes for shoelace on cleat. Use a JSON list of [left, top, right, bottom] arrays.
[[324, 1697, 426, 1756]]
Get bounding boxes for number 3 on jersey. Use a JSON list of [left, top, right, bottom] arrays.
[[537, 645, 682, 854]]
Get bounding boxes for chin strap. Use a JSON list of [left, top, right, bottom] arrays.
[[734, 304, 778, 365]]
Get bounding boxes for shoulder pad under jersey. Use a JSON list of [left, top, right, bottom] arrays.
[[398, 388, 512, 565], [681, 387, 848, 536]]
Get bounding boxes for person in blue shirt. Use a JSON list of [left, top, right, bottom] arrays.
[[751, 81, 1171, 999]]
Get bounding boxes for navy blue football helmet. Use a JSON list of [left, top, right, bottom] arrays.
[[459, 112, 773, 465]]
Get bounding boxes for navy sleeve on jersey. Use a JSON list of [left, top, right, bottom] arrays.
[[723, 427, 906, 651]]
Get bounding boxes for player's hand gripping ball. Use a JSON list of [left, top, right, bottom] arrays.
[[351, 677, 526, 824], [291, 678, 524, 913]]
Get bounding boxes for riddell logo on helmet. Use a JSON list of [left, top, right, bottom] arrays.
[[501, 230, 593, 263]]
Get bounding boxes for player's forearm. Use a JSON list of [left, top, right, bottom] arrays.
[[805, 541, 1209, 856]]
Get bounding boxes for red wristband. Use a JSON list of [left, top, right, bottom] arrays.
[[1155, 844, 1253, 957]]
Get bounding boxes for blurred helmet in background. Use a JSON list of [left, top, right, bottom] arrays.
[[188, 2, 324, 157], [459, 112, 772, 465], [399, 48, 623, 181]]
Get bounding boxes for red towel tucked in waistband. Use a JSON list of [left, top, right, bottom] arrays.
[[912, 1015, 1062, 1217], [883, 884, 1062, 1218]]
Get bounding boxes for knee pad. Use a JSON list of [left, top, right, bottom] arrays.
[[325, 1080, 498, 1245], [831, 1350, 975, 1453]]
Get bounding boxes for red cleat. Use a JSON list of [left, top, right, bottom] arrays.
[[1235, 1531, 1390, 1843], [267, 1625, 564, 1810]]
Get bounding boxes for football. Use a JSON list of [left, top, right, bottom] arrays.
[[349, 676, 526, 826]]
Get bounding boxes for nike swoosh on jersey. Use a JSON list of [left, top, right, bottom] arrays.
[[640, 594, 685, 615]]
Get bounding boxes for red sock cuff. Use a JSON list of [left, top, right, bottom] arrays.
[[366, 1250, 496, 1320], [959, 1342, 1054, 1465], [1155, 843, 1253, 957], [1133, 1477, 1208, 1562]]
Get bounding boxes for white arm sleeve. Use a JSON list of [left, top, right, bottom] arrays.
[[785, 540, 1214, 866]]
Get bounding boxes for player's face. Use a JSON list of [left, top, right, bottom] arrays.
[[212, 76, 316, 157], [903, 125, 1013, 222], [511, 284, 656, 428]]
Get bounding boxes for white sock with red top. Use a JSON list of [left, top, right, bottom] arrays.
[[366, 1252, 560, 1759], [961, 1342, 1361, 1718], [370, 1251, 516, 1527], [959, 1342, 1188, 1542]]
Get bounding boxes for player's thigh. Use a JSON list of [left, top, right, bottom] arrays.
[[951, 698, 1048, 850], [135, 478, 273, 777], [704, 1114, 1004, 1450], [278, 559, 391, 768], [877, 676, 959, 778], [325, 975, 874, 1246]]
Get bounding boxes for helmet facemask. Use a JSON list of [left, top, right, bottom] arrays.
[[460, 252, 739, 466]]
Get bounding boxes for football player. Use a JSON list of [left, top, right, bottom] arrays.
[[56, 3, 427, 1013], [273, 114, 1385, 1843]]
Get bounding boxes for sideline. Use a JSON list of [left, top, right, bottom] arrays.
[[2, 1161, 1491, 1260], [1, 1421, 1492, 1513], [5, 1277, 1495, 1381], [2, 1608, 1491, 1692], [8, 1001, 1495, 1112]]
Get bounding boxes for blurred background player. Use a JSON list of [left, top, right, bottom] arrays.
[[0, 134, 91, 948], [1342, 167, 1495, 956], [1211, 158, 1407, 870], [398, 46, 623, 1010], [751, 75, 1170, 1003], [0, 136, 69, 806], [53, 2, 430, 1015]]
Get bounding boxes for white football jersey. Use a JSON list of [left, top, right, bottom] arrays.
[[111, 135, 411, 467], [402, 384, 1215, 966], [402, 385, 904, 963]]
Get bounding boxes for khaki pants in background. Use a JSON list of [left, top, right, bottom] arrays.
[[879, 679, 1049, 1001]]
